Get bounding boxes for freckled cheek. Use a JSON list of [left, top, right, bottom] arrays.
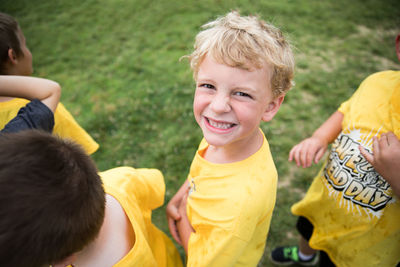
[[234, 106, 262, 127], [193, 93, 211, 113], [193, 97, 205, 123]]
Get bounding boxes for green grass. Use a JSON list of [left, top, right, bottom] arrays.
[[1, 0, 399, 265]]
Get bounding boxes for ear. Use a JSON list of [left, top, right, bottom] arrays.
[[262, 95, 285, 122], [396, 33, 400, 62], [52, 253, 76, 267], [7, 48, 18, 65]]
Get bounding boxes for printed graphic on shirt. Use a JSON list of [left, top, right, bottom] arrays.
[[323, 127, 394, 219], [189, 178, 196, 196]]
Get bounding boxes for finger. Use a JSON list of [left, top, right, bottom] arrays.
[[168, 218, 182, 245], [372, 136, 380, 157], [167, 205, 181, 220], [289, 146, 299, 165], [314, 147, 325, 163], [288, 145, 297, 162], [386, 131, 399, 145], [379, 133, 389, 147], [306, 145, 318, 167], [294, 145, 303, 167], [359, 145, 374, 165], [300, 144, 309, 168]]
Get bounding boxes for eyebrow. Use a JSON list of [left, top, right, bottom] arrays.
[[196, 76, 215, 83]]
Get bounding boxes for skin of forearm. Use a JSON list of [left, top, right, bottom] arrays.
[[312, 111, 343, 144], [176, 214, 193, 254], [173, 180, 190, 201], [0, 76, 61, 112]]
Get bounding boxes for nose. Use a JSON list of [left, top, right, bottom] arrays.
[[210, 93, 231, 113]]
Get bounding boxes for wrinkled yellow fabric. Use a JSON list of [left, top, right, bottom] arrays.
[[101, 167, 183, 267], [186, 131, 277, 267], [0, 98, 98, 154], [292, 71, 400, 267]]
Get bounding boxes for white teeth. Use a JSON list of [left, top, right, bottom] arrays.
[[208, 119, 233, 129]]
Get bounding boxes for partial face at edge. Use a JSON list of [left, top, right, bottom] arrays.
[[11, 27, 33, 76]]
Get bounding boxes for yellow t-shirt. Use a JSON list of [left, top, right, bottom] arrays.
[[0, 98, 98, 154], [292, 71, 400, 267], [100, 167, 183, 267], [186, 131, 277, 267]]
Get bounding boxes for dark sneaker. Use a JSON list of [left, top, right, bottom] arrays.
[[270, 246, 319, 266]]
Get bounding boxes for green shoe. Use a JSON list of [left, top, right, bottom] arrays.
[[270, 246, 318, 266]]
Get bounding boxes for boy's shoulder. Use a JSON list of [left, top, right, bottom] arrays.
[[345, 70, 400, 106], [361, 70, 400, 86], [100, 167, 165, 210]]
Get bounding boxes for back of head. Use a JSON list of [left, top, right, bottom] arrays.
[[0, 130, 105, 267], [0, 12, 22, 74], [188, 11, 295, 97]]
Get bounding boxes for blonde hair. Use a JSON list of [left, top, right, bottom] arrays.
[[187, 11, 295, 97]]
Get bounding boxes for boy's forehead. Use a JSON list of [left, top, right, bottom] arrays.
[[198, 53, 271, 73], [199, 54, 272, 77]]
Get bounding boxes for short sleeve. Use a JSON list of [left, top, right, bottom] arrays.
[[53, 103, 99, 154], [1, 99, 54, 133], [100, 167, 165, 210], [337, 99, 350, 115], [390, 87, 400, 137], [337, 73, 377, 115]]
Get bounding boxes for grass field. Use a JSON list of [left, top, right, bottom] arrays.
[[1, 0, 399, 265]]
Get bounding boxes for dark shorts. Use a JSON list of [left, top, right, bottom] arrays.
[[296, 216, 336, 267]]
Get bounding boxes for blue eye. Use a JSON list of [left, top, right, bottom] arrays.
[[235, 91, 251, 98], [200, 83, 215, 89]]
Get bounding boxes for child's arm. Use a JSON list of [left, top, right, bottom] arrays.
[[176, 192, 194, 254], [166, 180, 190, 244], [359, 132, 400, 198], [0, 75, 61, 112], [289, 111, 343, 168]]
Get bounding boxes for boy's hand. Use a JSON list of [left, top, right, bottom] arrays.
[[289, 136, 328, 168], [359, 132, 400, 197], [167, 180, 190, 245], [177, 191, 194, 254], [289, 111, 343, 168], [166, 195, 183, 245]]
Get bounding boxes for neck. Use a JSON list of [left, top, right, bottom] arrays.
[[204, 129, 264, 164], [74, 194, 135, 266]]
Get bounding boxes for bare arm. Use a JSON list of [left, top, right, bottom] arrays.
[[166, 179, 190, 244], [176, 192, 194, 254], [359, 132, 400, 198], [289, 111, 343, 167], [0, 75, 61, 112]]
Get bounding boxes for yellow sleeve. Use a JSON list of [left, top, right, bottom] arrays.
[[0, 98, 29, 129], [101, 167, 165, 210], [53, 103, 99, 154], [390, 87, 400, 137]]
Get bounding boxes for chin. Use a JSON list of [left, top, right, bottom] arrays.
[[202, 134, 233, 148]]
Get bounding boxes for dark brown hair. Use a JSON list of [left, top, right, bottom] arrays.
[[0, 130, 105, 267], [0, 12, 23, 74]]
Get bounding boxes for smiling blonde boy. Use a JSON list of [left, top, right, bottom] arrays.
[[166, 11, 295, 266]]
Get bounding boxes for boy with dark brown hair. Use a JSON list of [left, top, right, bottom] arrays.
[[0, 11, 99, 154]]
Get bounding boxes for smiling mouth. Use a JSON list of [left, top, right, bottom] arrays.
[[206, 117, 236, 130]]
